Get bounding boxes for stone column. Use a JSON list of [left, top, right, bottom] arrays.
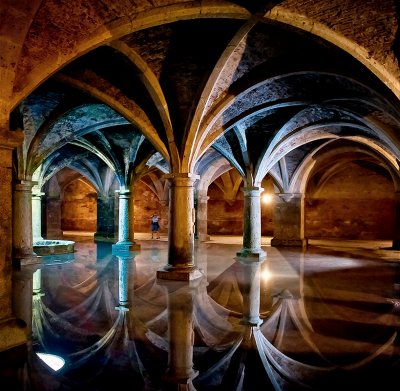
[[13, 180, 39, 265], [271, 193, 306, 247], [236, 258, 264, 326], [128, 188, 135, 246], [112, 188, 140, 252], [45, 196, 63, 238], [237, 186, 266, 259], [157, 173, 202, 281], [159, 279, 201, 389], [94, 194, 117, 243], [0, 130, 27, 354], [392, 191, 400, 250], [31, 189, 44, 242], [196, 190, 210, 242]]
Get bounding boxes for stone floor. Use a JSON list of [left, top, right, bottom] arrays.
[[3, 234, 400, 390]]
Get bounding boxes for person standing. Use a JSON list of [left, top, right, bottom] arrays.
[[151, 213, 160, 239]]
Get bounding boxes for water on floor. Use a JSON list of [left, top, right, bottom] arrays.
[[10, 235, 400, 390]]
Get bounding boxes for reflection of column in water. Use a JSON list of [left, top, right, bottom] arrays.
[[12, 265, 41, 338], [33, 268, 41, 295], [151, 247, 160, 262], [31, 268, 45, 344], [260, 263, 273, 316], [194, 242, 207, 277], [115, 254, 135, 310], [236, 258, 264, 326], [158, 278, 202, 389]]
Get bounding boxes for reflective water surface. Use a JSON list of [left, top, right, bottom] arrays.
[[16, 236, 400, 390]]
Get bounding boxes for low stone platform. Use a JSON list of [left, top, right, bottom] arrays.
[[33, 240, 75, 255]]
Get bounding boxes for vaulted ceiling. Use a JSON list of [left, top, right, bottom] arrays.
[[2, 0, 400, 194]]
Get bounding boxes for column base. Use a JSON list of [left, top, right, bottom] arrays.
[[157, 265, 204, 281], [236, 248, 266, 259], [196, 234, 211, 242], [162, 368, 199, 385], [13, 254, 42, 267], [240, 316, 263, 327], [0, 317, 27, 352], [94, 232, 118, 243], [112, 242, 141, 252], [270, 238, 307, 247], [115, 305, 129, 312]]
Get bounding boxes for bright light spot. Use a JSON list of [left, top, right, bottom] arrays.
[[261, 269, 271, 281], [262, 194, 273, 204], [36, 352, 65, 371]]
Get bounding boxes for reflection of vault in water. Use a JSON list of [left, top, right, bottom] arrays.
[[31, 260, 400, 390], [32, 280, 118, 353], [195, 288, 400, 390], [134, 276, 240, 349], [32, 285, 167, 388], [255, 289, 399, 389]]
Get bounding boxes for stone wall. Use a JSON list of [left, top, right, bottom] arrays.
[[61, 180, 97, 231], [133, 181, 168, 234], [305, 162, 396, 239], [207, 186, 244, 235], [207, 181, 274, 236]]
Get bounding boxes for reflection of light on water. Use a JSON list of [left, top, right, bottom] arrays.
[[261, 269, 271, 281], [36, 352, 65, 371]]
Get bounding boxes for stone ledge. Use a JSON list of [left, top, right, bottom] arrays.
[[271, 238, 307, 247], [157, 266, 204, 281], [236, 248, 266, 260], [112, 242, 141, 253], [33, 240, 75, 255], [13, 255, 42, 267]]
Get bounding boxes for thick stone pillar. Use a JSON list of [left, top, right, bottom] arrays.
[[236, 258, 264, 326], [128, 189, 135, 246], [112, 188, 140, 252], [237, 186, 266, 259], [94, 194, 117, 243], [157, 173, 202, 281], [0, 130, 27, 354], [196, 190, 210, 242], [159, 279, 201, 389], [271, 193, 306, 247], [13, 180, 40, 265], [44, 196, 63, 238], [31, 189, 44, 242], [392, 191, 400, 250]]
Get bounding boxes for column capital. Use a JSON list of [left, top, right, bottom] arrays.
[[165, 172, 199, 186], [32, 191, 45, 198], [198, 194, 210, 203], [115, 189, 132, 197], [241, 186, 264, 196], [276, 192, 303, 203], [14, 179, 34, 192]]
